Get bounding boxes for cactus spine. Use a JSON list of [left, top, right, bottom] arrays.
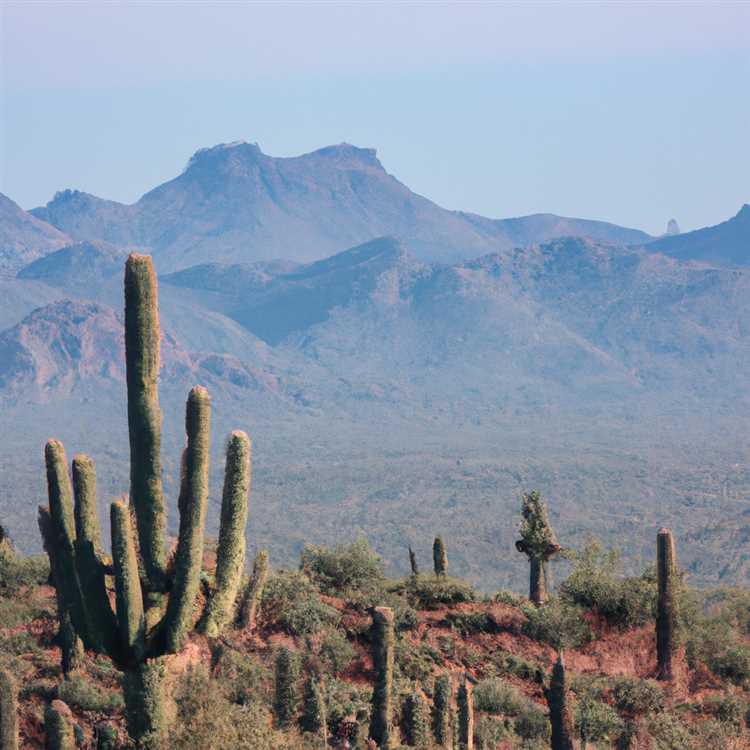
[[369, 606, 395, 749], [239, 548, 269, 630], [456, 679, 474, 750], [515, 491, 561, 605], [656, 528, 678, 681], [39, 254, 253, 748], [433, 536, 448, 577], [201, 431, 252, 637], [544, 652, 575, 750], [432, 674, 451, 747], [0, 669, 18, 750]]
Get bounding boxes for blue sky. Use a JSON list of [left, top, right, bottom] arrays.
[[1, 1, 748, 235]]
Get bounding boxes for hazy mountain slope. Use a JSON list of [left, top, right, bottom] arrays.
[[29, 141, 651, 269], [646, 204, 750, 266], [0, 192, 69, 272]]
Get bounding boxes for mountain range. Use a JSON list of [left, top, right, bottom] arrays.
[[0, 141, 748, 591]]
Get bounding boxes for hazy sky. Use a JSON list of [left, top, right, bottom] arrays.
[[1, 1, 748, 234]]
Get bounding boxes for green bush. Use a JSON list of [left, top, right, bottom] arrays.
[[575, 694, 623, 746], [300, 539, 384, 596], [493, 590, 525, 607], [473, 679, 524, 716], [560, 542, 656, 628], [406, 575, 475, 610], [320, 630, 356, 676], [521, 598, 592, 649], [58, 674, 124, 712], [0, 542, 49, 595], [262, 571, 339, 635], [514, 701, 550, 743], [701, 693, 745, 728], [475, 714, 514, 747], [708, 645, 750, 686], [395, 640, 442, 683], [215, 647, 269, 706], [647, 712, 692, 750], [611, 677, 664, 717]]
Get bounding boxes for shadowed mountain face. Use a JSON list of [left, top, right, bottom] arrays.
[[0, 192, 69, 273], [29, 141, 652, 270], [646, 204, 750, 266]]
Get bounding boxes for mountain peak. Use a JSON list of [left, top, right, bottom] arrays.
[[185, 141, 264, 172]]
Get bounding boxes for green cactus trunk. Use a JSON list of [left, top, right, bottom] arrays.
[[545, 653, 575, 750], [656, 528, 678, 681], [238, 549, 269, 630], [123, 659, 169, 750], [274, 648, 299, 728], [44, 701, 75, 750], [403, 690, 429, 747], [432, 674, 451, 747], [369, 606, 395, 749], [0, 669, 18, 750], [201, 431, 252, 637], [300, 674, 327, 741], [433, 537, 448, 577], [124, 254, 167, 593], [457, 681, 474, 750], [529, 557, 549, 605]]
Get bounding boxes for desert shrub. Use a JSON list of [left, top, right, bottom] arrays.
[[446, 611, 496, 635], [320, 630, 356, 676], [262, 571, 339, 635], [172, 665, 291, 750], [473, 678, 524, 716], [575, 694, 623, 746], [215, 647, 269, 706], [323, 679, 371, 737], [693, 718, 748, 750], [521, 598, 592, 649], [647, 712, 692, 749], [493, 590, 525, 607], [395, 640, 442, 683], [0, 630, 39, 656], [707, 645, 750, 686], [300, 539, 384, 596], [475, 714, 514, 748], [611, 677, 664, 717], [514, 701, 550, 743], [0, 542, 48, 595], [701, 693, 745, 728], [406, 575, 475, 610], [58, 674, 124, 712], [560, 542, 656, 628]]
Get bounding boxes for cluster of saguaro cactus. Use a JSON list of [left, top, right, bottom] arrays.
[[433, 536, 448, 577], [0, 669, 18, 750], [544, 652, 575, 750], [515, 491, 561, 605], [656, 528, 678, 681], [369, 606, 395, 748], [38, 254, 252, 748]]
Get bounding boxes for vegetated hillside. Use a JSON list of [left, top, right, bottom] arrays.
[[28, 141, 651, 270], [0, 192, 69, 273], [645, 204, 750, 266], [1, 238, 750, 592], [2, 534, 750, 749]]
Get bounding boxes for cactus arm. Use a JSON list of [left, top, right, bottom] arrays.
[[111, 500, 145, 663], [124, 253, 167, 591], [238, 548, 269, 630], [72, 454, 100, 549], [44, 701, 75, 750], [200, 430, 251, 637], [163, 386, 211, 653]]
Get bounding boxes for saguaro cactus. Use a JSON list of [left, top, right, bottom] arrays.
[[369, 606, 395, 749], [45, 700, 75, 750], [544, 652, 575, 750], [301, 673, 328, 744], [408, 546, 419, 576], [433, 536, 448, 577], [403, 690, 429, 748], [515, 491, 561, 605], [656, 528, 678, 681], [0, 669, 18, 750], [274, 648, 299, 728], [432, 674, 451, 747], [238, 548, 269, 630], [456, 679, 474, 750], [39, 254, 253, 748]]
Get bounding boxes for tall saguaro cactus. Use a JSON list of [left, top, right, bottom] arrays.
[[544, 652, 575, 750], [0, 668, 18, 750], [39, 254, 253, 748], [515, 491, 561, 605], [369, 606, 395, 749], [432, 674, 451, 747], [656, 528, 678, 681], [433, 536, 448, 577], [456, 679, 474, 750]]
